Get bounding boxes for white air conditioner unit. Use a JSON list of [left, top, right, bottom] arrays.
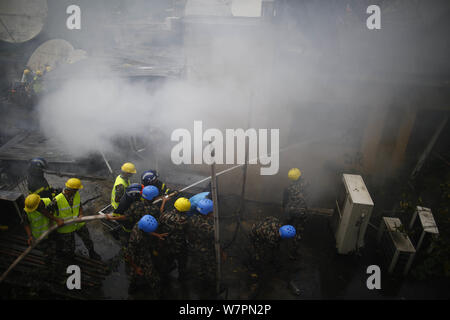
[[409, 206, 439, 254], [377, 217, 416, 276], [332, 174, 374, 254]]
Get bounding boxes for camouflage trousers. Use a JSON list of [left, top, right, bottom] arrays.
[[156, 240, 188, 279], [191, 245, 216, 283], [249, 242, 278, 272], [38, 234, 57, 259], [129, 259, 161, 299], [55, 225, 95, 258], [31, 234, 58, 279], [118, 227, 132, 249], [247, 241, 279, 297], [284, 209, 306, 252]]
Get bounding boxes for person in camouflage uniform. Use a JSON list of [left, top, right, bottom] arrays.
[[249, 216, 283, 271], [125, 199, 161, 228], [125, 215, 162, 298], [113, 185, 162, 246], [186, 199, 216, 288], [156, 197, 191, 280], [282, 168, 309, 256], [247, 216, 296, 297]]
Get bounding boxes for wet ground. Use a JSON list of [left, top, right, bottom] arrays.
[[4, 172, 449, 300]]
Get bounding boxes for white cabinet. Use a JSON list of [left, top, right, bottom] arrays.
[[333, 174, 374, 254], [409, 206, 439, 254], [377, 217, 416, 275]]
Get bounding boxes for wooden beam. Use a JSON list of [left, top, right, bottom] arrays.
[[392, 106, 417, 169], [360, 106, 388, 174]]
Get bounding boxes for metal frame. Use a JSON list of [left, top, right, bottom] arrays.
[[97, 204, 121, 232]]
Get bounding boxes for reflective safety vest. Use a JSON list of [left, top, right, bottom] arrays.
[[26, 198, 52, 239], [55, 192, 82, 233], [111, 175, 130, 209], [33, 77, 42, 93], [28, 186, 50, 198]]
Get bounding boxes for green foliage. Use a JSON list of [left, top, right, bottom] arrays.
[[411, 180, 450, 280]]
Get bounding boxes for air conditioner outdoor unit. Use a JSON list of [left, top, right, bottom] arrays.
[[332, 174, 374, 254], [408, 206, 439, 254], [377, 217, 416, 276]]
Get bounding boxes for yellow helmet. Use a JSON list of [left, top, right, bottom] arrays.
[[24, 194, 41, 213], [288, 168, 301, 181], [45, 65, 51, 72], [23, 69, 30, 75], [121, 162, 137, 174], [174, 197, 191, 212], [35, 70, 42, 76], [65, 178, 83, 190]]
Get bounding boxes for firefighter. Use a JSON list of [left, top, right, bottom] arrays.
[[111, 162, 137, 210], [43, 64, 52, 75], [282, 168, 308, 258], [141, 170, 174, 196], [186, 198, 217, 292], [32, 69, 43, 94], [27, 158, 60, 199], [21, 66, 34, 84], [125, 215, 162, 298], [248, 216, 296, 297], [47, 178, 101, 261], [23, 194, 64, 254], [156, 197, 191, 280], [113, 183, 143, 216], [126, 185, 162, 222], [188, 191, 211, 216], [23, 194, 63, 279], [111, 185, 163, 244]]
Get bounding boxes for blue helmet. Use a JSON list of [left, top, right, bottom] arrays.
[[196, 198, 214, 215], [189, 192, 210, 211], [138, 215, 158, 233], [30, 157, 48, 170], [279, 225, 296, 239], [142, 185, 159, 201], [141, 170, 158, 186], [126, 183, 143, 200]]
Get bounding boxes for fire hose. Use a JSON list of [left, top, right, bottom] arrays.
[[0, 191, 179, 284], [1, 139, 315, 284]]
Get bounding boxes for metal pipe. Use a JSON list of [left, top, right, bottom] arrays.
[[210, 144, 222, 297], [99, 150, 114, 177], [410, 115, 448, 179], [175, 138, 320, 195]]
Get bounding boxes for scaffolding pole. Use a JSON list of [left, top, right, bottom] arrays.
[[410, 115, 448, 179], [209, 144, 221, 297]]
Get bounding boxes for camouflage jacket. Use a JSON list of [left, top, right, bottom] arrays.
[[158, 208, 189, 248], [250, 216, 282, 248], [128, 200, 160, 224], [283, 179, 308, 213], [126, 223, 155, 267], [187, 214, 214, 250]]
